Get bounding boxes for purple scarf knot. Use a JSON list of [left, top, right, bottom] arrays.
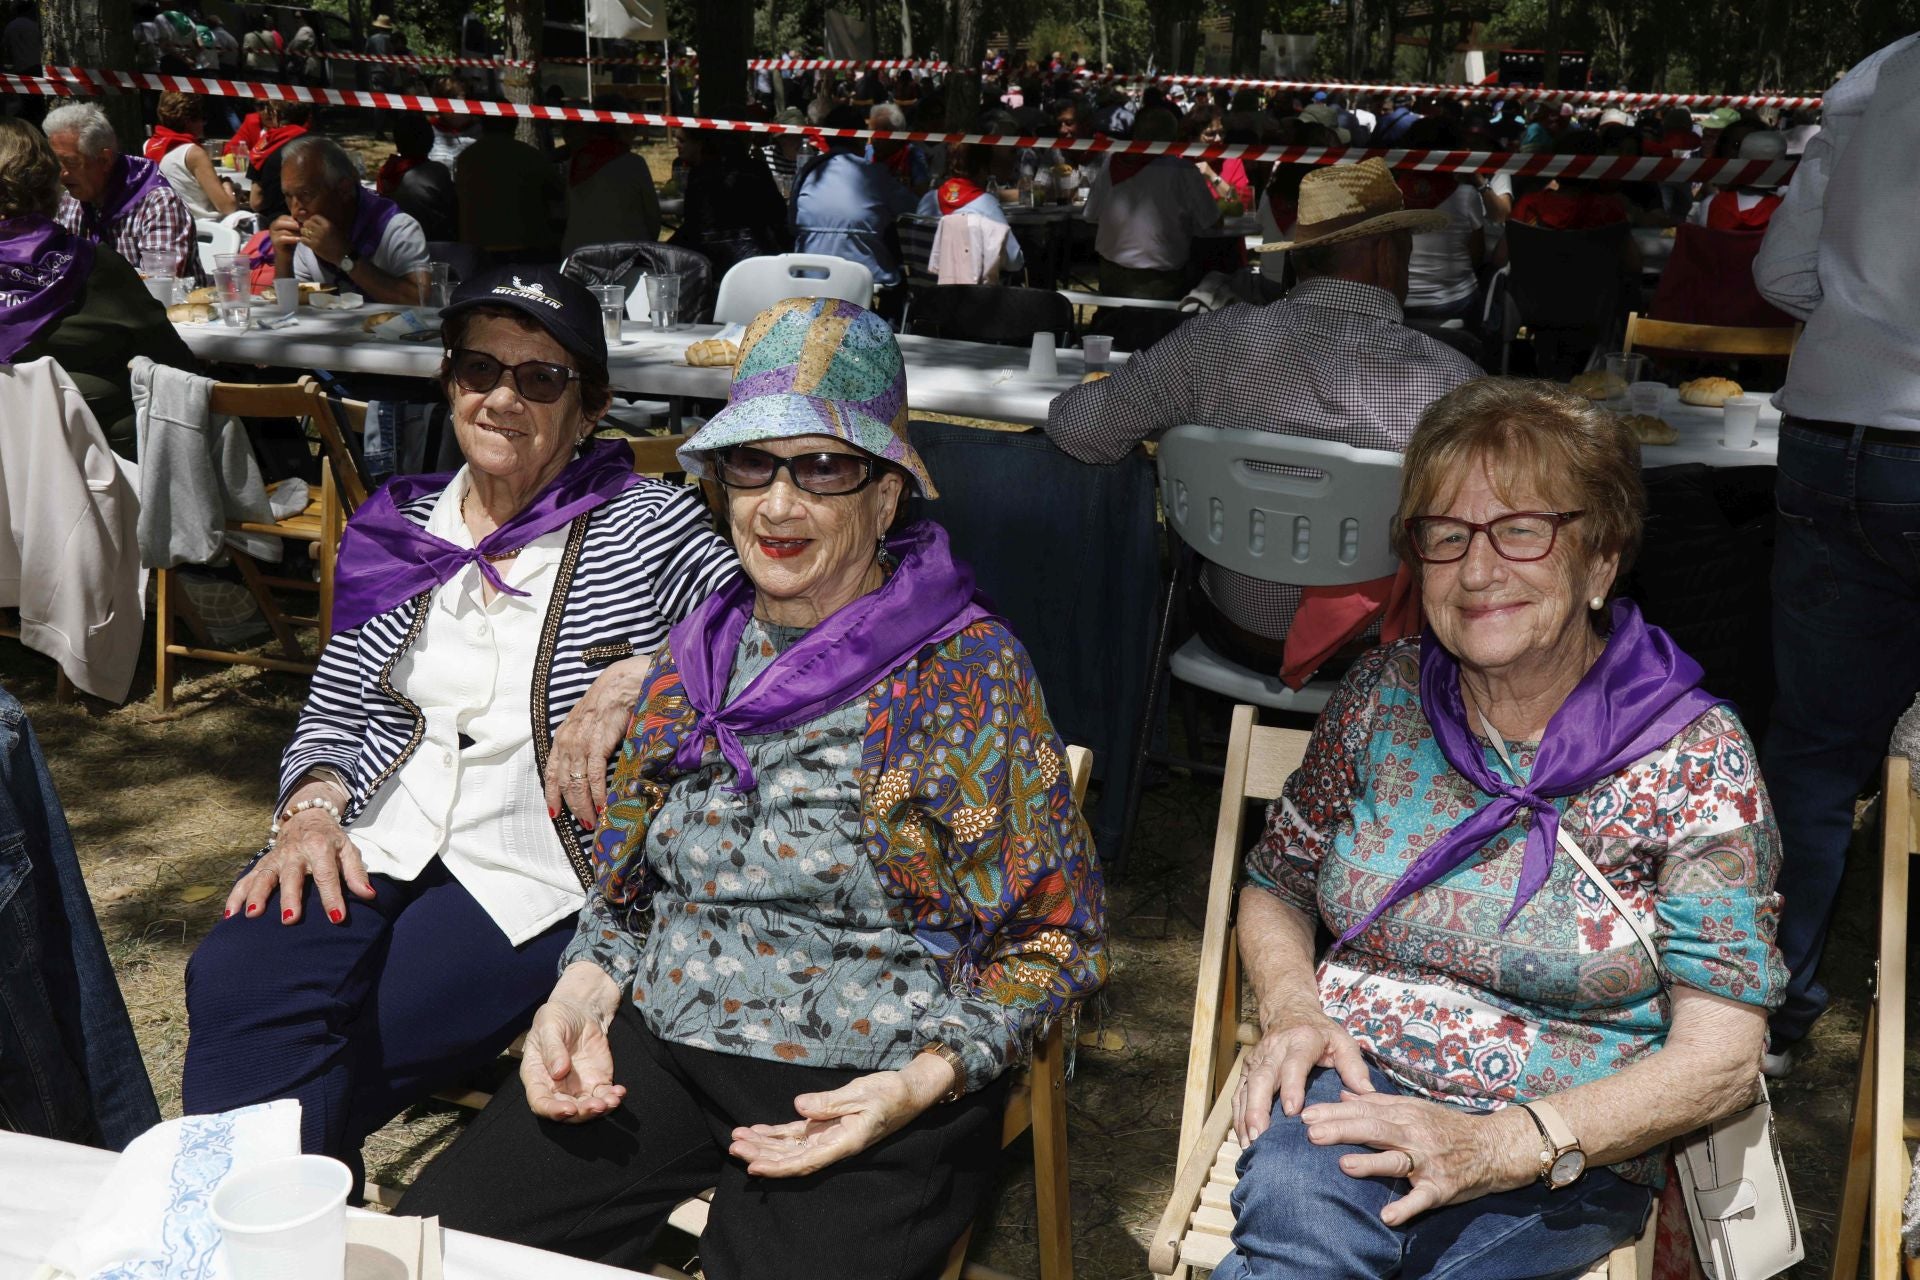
[[1337, 600, 1722, 946], [0, 216, 94, 362], [669, 520, 991, 791], [93, 153, 170, 234], [331, 439, 641, 634]]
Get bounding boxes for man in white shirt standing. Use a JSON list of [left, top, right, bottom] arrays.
[[1081, 107, 1220, 300], [272, 135, 430, 305], [1751, 32, 1920, 1077]]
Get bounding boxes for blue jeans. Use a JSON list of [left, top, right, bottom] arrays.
[[0, 684, 160, 1150], [1212, 1066, 1652, 1280], [1763, 419, 1920, 1044]]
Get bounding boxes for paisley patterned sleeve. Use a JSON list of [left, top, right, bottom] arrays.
[[1244, 642, 1403, 913], [873, 622, 1108, 1093], [1642, 705, 1787, 1008]]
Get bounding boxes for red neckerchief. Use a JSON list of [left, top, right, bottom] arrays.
[[568, 134, 626, 187], [375, 153, 425, 197], [250, 124, 306, 166], [226, 114, 262, 157], [1109, 154, 1154, 184], [144, 126, 198, 162], [1706, 191, 1782, 231], [881, 144, 915, 181], [935, 175, 986, 215]]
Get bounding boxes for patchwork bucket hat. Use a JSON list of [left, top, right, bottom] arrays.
[[678, 297, 937, 497]]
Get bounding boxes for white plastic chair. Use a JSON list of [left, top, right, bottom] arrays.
[[195, 218, 243, 275], [711, 253, 876, 323], [1156, 425, 1406, 716]]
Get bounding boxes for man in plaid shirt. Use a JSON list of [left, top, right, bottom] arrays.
[[1046, 158, 1480, 669], [46, 102, 198, 281]]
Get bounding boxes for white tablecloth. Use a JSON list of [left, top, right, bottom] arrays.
[[0, 1131, 641, 1280], [1624, 390, 1781, 468], [174, 315, 1093, 428]]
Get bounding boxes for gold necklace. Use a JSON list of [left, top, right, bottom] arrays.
[[461, 489, 520, 562]]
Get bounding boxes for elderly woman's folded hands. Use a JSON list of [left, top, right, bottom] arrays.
[[726, 1052, 961, 1178]]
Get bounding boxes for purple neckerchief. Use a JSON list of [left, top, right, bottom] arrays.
[[324, 186, 402, 284], [1338, 600, 1722, 945], [0, 216, 95, 362], [92, 154, 170, 235], [331, 438, 639, 634], [670, 519, 991, 791]]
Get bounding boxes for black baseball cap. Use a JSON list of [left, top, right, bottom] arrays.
[[441, 264, 608, 368]]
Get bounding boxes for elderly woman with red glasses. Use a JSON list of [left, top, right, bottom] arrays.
[[395, 297, 1107, 1279], [181, 265, 740, 1185], [1213, 378, 1784, 1280]]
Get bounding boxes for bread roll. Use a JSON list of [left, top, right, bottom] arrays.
[[361, 311, 400, 333], [167, 301, 215, 324], [1570, 370, 1627, 401], [1621, 414, 1678, 445], [1679, 376, 1743, 407], [685, 338, 739, 368]]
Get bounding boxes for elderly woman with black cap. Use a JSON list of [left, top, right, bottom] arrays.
[[398, 297, 1108, 1279], [181, 265, 740, 1179]]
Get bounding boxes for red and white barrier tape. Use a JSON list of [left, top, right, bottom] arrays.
[[745, 58, 947, 70], [321, 49, 695, 70], [1068, 69, 1821, 110], [12, 67, 1798, 185]]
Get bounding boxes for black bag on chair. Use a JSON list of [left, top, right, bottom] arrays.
[[559, 242, 715, 325]]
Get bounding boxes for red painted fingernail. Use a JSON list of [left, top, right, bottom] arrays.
[[282, 909, 294, 922], [548, 805, 557, 819], [246, 903, 260, 916], [222, 908, 233, 919], [328, 908, 344, 923]]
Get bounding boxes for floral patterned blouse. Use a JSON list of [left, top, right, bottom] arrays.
[[1247, 640, 1786, 1181], [565, 619, 961, 1073]]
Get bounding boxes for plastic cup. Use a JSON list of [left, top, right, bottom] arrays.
[[274, 277, 299, 317], [645, 273, 681, 329], [1721, 394, 1762, 449], [1082, 333, 1113, 374], [144, 275, 178, 304], [210, 1154, 351, 1280], [419, 261, 451, 309], [214, 263, 250, 328], [1028, 330, 1059, 378], [1604, 352, 1646, 397], [1628, 380, 1665, 416], [138, 249, 175, 279], [589, 283, 627, 342]]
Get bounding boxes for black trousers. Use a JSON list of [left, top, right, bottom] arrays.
[[398, 1003, 1009, 1278]]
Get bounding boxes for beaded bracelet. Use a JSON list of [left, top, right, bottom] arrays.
[[266, 795, 344, 850]]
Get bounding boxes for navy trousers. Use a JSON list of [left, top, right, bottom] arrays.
[[182, 857, 570, 1182]]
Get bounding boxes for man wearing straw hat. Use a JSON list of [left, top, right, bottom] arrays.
[[1046, 157, 1478, 679]]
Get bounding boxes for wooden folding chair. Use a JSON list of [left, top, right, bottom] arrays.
[[397, 740, 1093, 1280], [626, 433, 692, 476], [0, 613, 76, 703], [1147, 706, 1656, 1278], [153, 377, 367, 710], [1621, 312, 1802, 361], [1828, 755, 1916, 1280]]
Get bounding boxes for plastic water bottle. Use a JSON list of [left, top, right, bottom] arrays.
[[1018, 170, 1033, 208]]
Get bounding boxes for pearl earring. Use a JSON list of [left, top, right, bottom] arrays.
[[1589, 596, 1606, 611]]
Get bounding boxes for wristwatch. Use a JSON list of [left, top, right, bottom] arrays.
[[335, 251, 356, 275], [1520, 1099, 1586, 1190]]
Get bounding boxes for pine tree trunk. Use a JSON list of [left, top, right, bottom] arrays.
[[500, 0, 544, 147], [1543, 0, 1562, 89], [944, 0, 983, 128], [42, 0, 140, 149]]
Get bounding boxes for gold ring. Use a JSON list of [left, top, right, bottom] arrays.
[[1402, 1150, 1416, 1178]]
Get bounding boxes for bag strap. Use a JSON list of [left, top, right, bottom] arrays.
[[1475, 708, 1666, 987]]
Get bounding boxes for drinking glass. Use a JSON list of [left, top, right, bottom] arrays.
[[589, 283, 627, 343], [1027, 330, 1058, 378], [645, 273, 682, 329], [138, 250, 175, 280], [1628, 381, 1666, 416], [418, 262, 452, 309], [1603, 352, 1646, 398], [211, 1156, 351, 1280], [274, 277, 300, 318], [1081, 334, 1113, 374], [1721, 395, 1763, 449], [214, 263, 250, 329]]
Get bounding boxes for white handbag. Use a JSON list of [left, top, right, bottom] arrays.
[[1479, 712, 1804, 1280]]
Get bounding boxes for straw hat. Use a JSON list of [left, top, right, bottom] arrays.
[[1256, 158, 1451, 253], [371, 14, 394, 29]]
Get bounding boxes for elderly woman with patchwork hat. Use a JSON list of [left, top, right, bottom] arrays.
[[398, 297, 1108, 1278], [181, 265, 740, 1180]]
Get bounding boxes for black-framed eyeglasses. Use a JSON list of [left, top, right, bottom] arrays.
[[715, 446, 879, 496], [1404, 511, 1586, 564], [447, 348, 581, 405]]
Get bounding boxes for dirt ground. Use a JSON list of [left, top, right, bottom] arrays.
[[1, 628, 1909, 1276]]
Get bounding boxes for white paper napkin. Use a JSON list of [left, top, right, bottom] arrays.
[[37, 1100, 302, 1280]]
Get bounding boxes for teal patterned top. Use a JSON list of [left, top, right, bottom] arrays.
[[1246, 641, 1787, 1182], [564, 618, 976, 1075]]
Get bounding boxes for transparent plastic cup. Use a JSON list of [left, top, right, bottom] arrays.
[[589, 283, 627, 342], [144, 275, 178, 304], [419, 262, 451, 309], [274, 277, 299, 318], [645, 273, 681, 329], [1628, 381, 1665, 416], [1604, 352, 1646, 398], [1082, 334, 1113, 374], [210, 1155, 351, 1280], [1028, 330, 1058, 378], [1721, 395, 1763, 449]]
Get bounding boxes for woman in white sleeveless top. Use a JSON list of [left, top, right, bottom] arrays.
[[146, 92, 240, 222]]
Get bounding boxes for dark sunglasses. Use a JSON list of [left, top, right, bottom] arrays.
[[716, 446, 878, 496], [447, 348, 581, 405]]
